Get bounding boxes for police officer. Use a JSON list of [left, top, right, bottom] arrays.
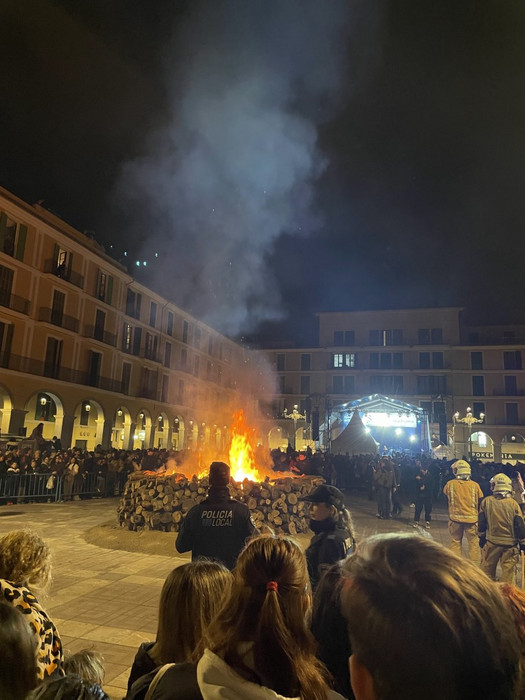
[[299, 484, 356, 589], [479, 473, 525, 584], [442, 459, 484, 561], [175, 461, 258, 570]]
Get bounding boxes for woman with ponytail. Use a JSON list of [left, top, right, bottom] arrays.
[[197, 534, 345, 700]]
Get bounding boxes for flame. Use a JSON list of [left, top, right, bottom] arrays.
[[229, 409, 261, 482]]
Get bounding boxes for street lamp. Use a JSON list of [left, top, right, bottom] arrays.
[[454, 407, 485, 461], [283, 404, 306, 450]]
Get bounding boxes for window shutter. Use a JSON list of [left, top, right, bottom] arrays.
[[0, 213, 7, 250], [106, 276, 113, 305], [15, 225, 27, 261]]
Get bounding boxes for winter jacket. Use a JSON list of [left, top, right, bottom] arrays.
[[196, 649, 346, 700], [127, 642, 157, 694]]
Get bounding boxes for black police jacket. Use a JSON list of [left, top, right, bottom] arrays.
[[175, 490, 257, 570]]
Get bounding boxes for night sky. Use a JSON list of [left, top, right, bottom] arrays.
[[2, 0, 525, 344]]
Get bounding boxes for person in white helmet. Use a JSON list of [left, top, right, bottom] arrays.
[[442, 460, 484, 561], [478, 472, 525, 583]]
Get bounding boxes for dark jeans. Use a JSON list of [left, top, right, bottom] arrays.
[[376, 485, 392, 518], [414, 496, 432, 522]]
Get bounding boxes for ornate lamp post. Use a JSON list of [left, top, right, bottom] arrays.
[[453, 407, 485, 461], [283, 404, 306, 450]]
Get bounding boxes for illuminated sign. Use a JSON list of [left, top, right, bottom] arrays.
[[362, 412, 417, 428]]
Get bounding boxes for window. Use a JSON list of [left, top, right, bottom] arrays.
[[44, 337, 62, 379], [418, 328, 443, 345], [126, 289, 141, 319], [182, 320, 189, 343], [393, 353, 403, 369], [276, 354, 285, 371], [419, 352, 430, 369], [0, 213, 27, 261], [164, 342, 171, 368], [504, 351, 522, 370], [380, 354, 392, 369], [194, 356, 200, 377], [333, 331, 343, 345], [132, 327, 142, 356], [471, 351, 483, 370], [432, 352, 444, 369], [370, 329, 403, 346], [121, 362, 131, 394], [94, 309, 105, 342], [370, 353, 379, 369], [0, 264, 14, 307], [472, 376, 485, 396], [208, 335, 214, 355], [150, 302, 157, 328], [180, 348, 187, 369], [344, 376, 355, 393], [194, 327, 201, 349], [506, 403, 519, 425], [420, 401, 432, 415], [300, 375, 310, 394], [0, 321, 13, 368], [431, 328, 443, 343], [161, 375, 169, 403], [35, 393, 56, 422], [333, 353, 356, 368], [145, 333, 156, 360], [51, 290, 65, 326], [333, 376, 343, 393], [417, 376, 447, 394], [87, 351, 102, 387], [278, 375, 285, 393], [344, 331, 355, 346], [505, 376, 518, 396], [300, 353, 311, 371], [473, 402, 485, 418], [122, 323, 132, 353], [167, 312, 174, 336], [96, 271, 113, 304]]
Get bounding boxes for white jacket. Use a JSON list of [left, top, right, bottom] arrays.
[[197, 648, 346, 700]]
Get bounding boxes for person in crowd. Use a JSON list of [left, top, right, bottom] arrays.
[[509, 466, 525, 516], [176, 461, 258, 569], [0, 601, 39, 700], [340, 533, 522, 700], [442, 459, 484, 561], [29, 422, 47, 448], [0, 529, 63, 679], [372, 458, 395, 519], [391, 461, 403, 517], [27, 676, 110, 700], [126, 560, 232, 698], [311, 562, 354, 699], [299, 483, 356, 589], [479, 472, 525, 583], [63, 456, 79, 501], [411, 463, 433, 528], [63, 650, 105, 687], [498, 581, 525, 695], [197, 534, 345, 700]]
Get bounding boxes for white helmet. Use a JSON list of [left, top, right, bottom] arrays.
[[491, 473, 512, 494], [452, 460, 471, 479]]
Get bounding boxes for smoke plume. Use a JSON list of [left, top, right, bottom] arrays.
[[117, 0, 349, 335]]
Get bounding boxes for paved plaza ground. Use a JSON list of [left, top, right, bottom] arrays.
[[0, 492, 453, 698]]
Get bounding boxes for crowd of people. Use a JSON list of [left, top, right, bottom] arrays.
[[2, 454, 525, 699]]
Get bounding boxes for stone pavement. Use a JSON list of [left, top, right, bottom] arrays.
[[0, 493, 455, 698]]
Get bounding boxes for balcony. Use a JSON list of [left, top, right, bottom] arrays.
[[43, 259, 84, 289], [0, 352, 123, 393], [39, 307, 79, 332], [0, 291, 30, 315], [137, 386, 158, 400], [83, 325, 117, 347]]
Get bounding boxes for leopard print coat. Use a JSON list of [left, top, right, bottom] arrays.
[[0, 578, 63, 679]]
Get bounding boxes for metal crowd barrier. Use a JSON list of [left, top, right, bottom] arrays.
[[0, 471, 129, 504]]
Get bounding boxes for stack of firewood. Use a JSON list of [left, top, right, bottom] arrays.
[[117, 473, 324, 535]]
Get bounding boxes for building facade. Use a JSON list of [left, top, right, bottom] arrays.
[[263, 308, 525, 462], [0, 187, 250, 451]]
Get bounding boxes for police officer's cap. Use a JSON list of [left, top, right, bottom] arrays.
[[299, 484, 344, 509]]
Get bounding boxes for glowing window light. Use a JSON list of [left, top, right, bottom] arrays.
[[477, 432, 487, 448]]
